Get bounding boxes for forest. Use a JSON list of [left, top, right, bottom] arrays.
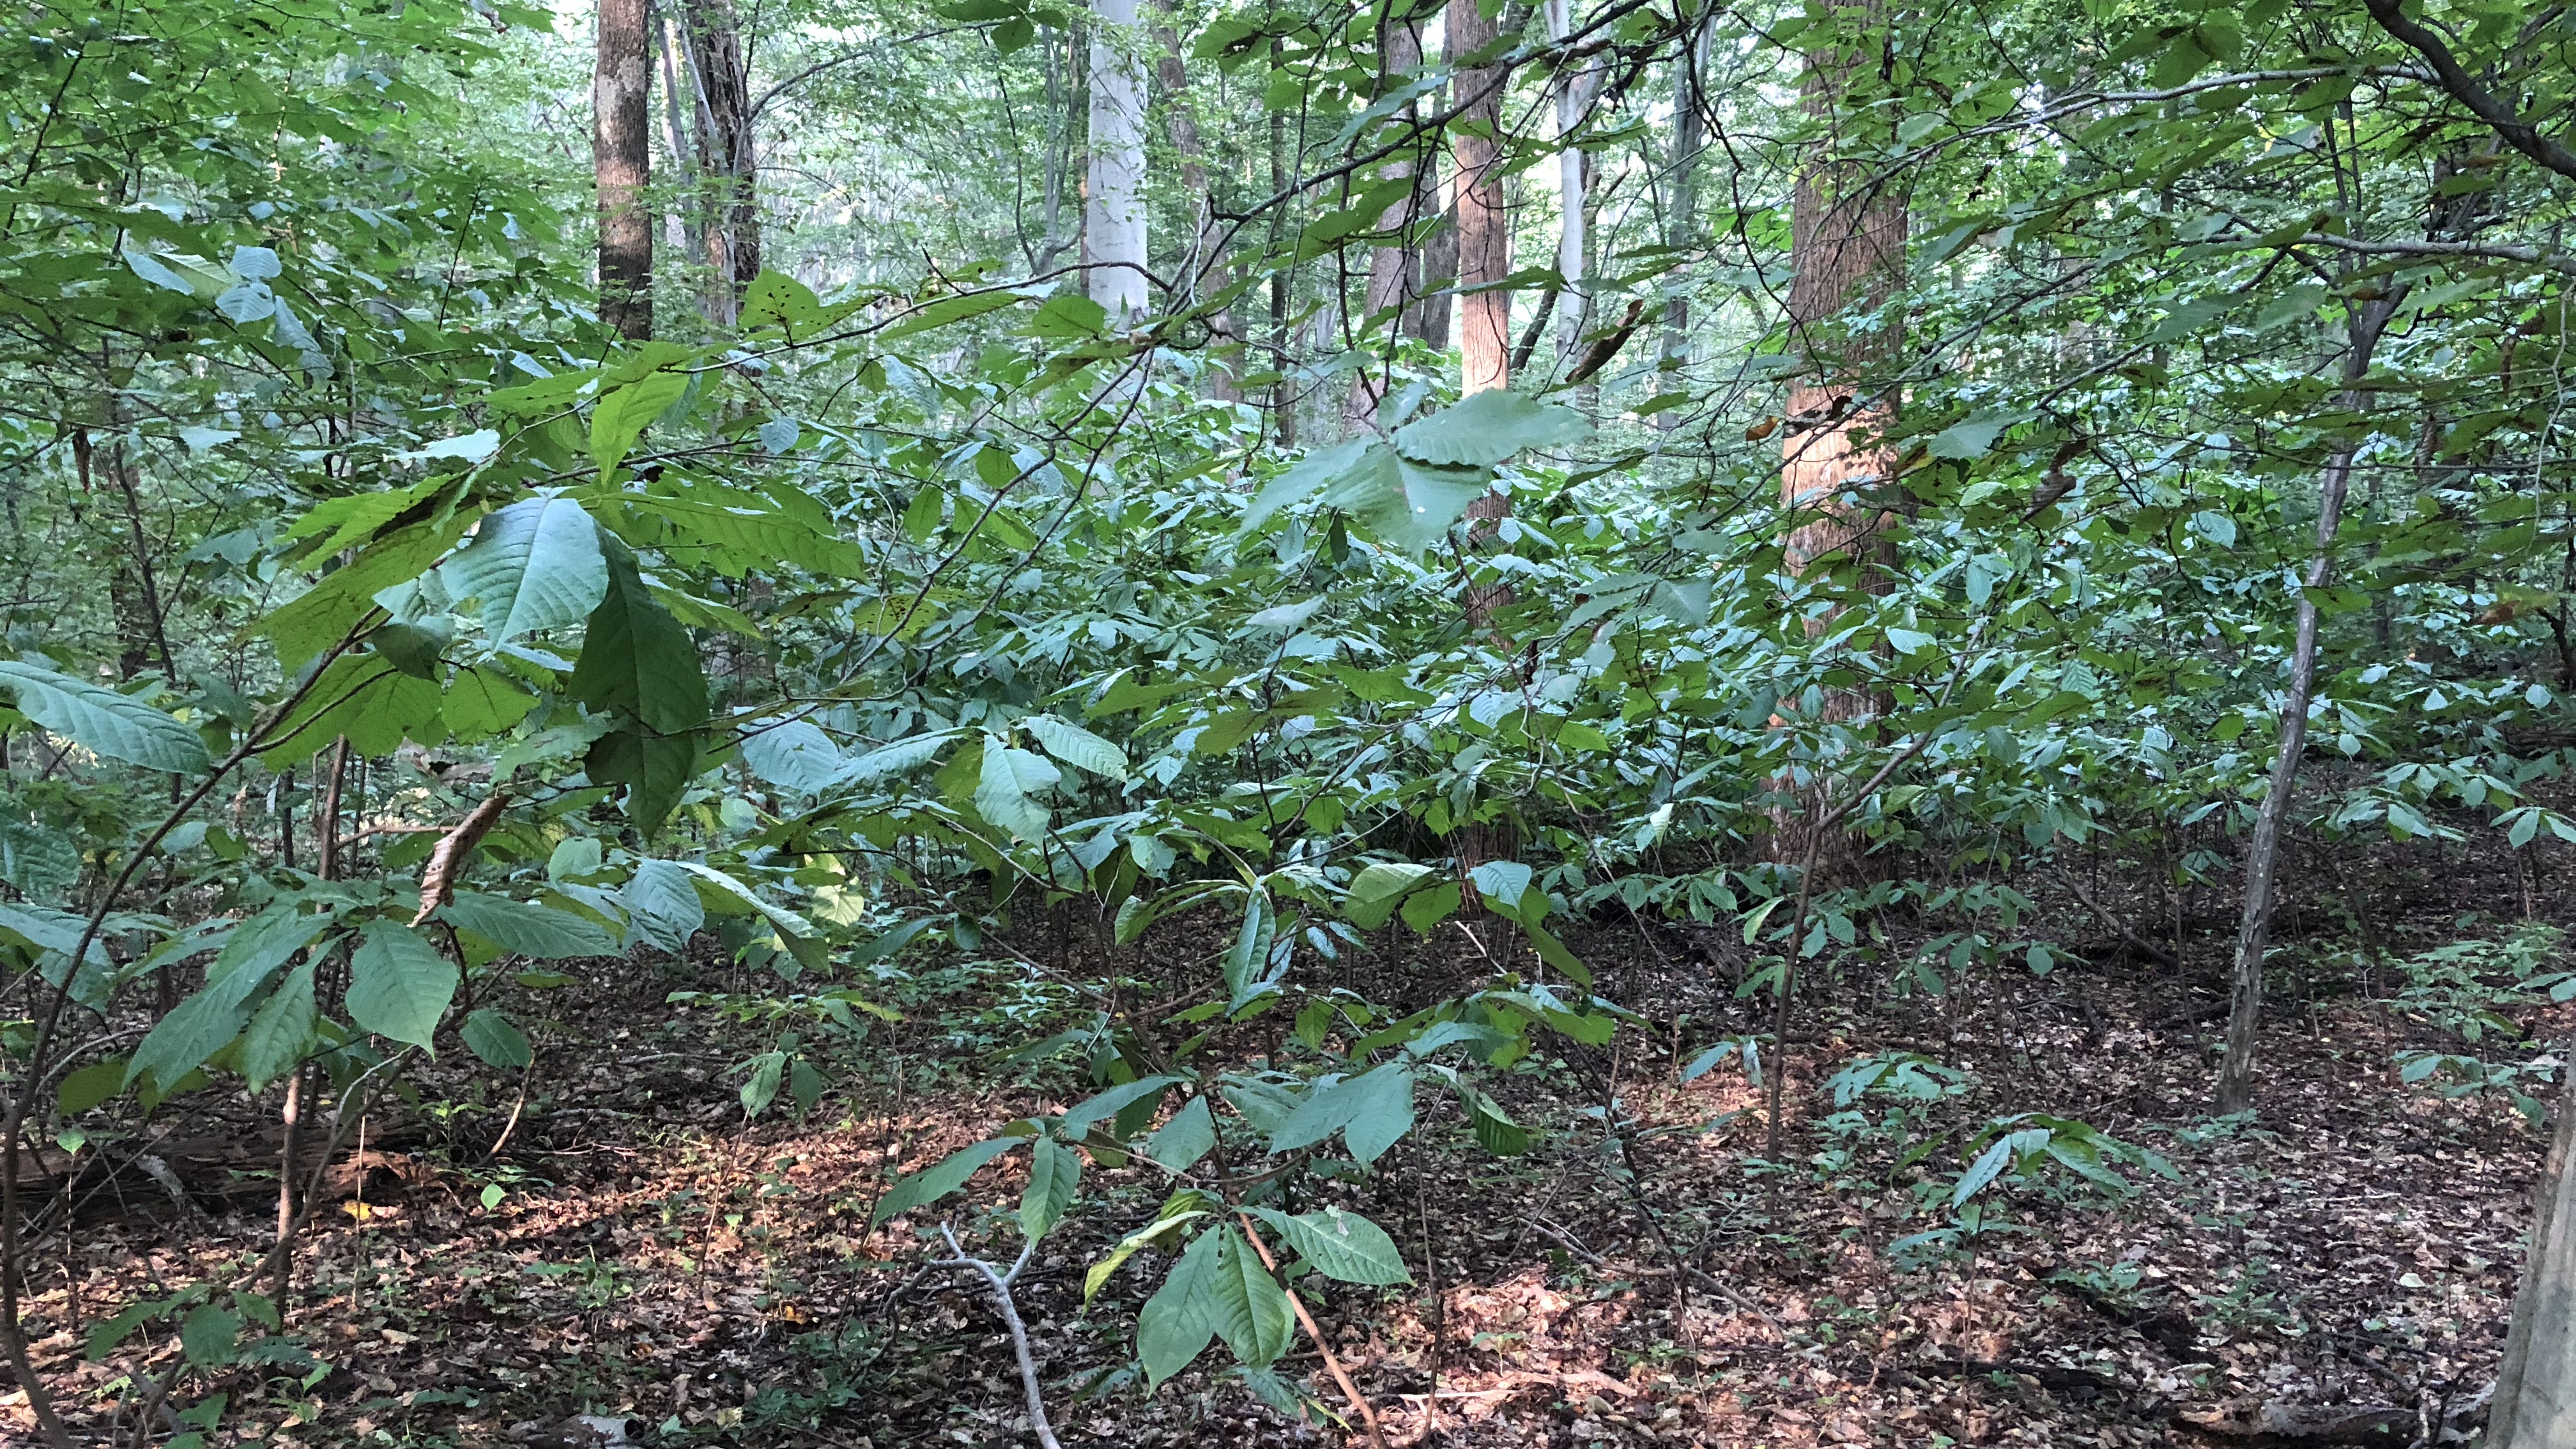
[[4, 0, 2576, 1444]]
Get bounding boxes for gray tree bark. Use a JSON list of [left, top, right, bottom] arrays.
[[1085, 0, 1149, 322], [2214, 294, 2399, 1116], [2492, 1054, 2576, 1447]]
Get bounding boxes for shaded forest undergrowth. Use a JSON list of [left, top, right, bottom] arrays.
[[14, 836, 2564, 1449]]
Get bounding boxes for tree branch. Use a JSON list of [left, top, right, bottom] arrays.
[[2362, 0, 2576, 181]]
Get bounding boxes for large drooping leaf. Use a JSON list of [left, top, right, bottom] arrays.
[[1142, 1096, 1218, 1175], [621, 858, 707, 953], [1390, 388, 1591, 466], [436, 893, 618, 960], [569, 542, 708, 735], [1020, 1137, 1080, 1241], [1138, 1227, 1222, 1386], [740, 718, 845, 795], [261, 655, 447, 767], [870, 1137, 1020, 1225], [583, 726, 702, 834], [1245, 1205, 1411, 1285], [234, 962, 318, 1093], [126, 908, 331, 1089], [0, 661, 209, 774], [1340, 1064, 1416, 1166], [346, 922, 459, 1050], [1291, 443, 1495, 554], [438, 491, 609, 645], [974, 733, 1060, 841], [0, 820, 80, 904], [1239, 438, 1374, 535], [588, 368, 690, 477], [1023, 714, 1128, 781], [1344, 861, 1437, 930], [1208, 1227, 1296, 1367]]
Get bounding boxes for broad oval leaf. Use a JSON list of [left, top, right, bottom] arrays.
[[0, 661, 209, 774], [870, 1137, 1020, 1225], [1390, 389, 1591, 467], [440, 492, 610, 645], [347, 922, 461, 1050]]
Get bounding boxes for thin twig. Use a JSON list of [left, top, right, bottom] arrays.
[[936, 1229, 1064, 1449]]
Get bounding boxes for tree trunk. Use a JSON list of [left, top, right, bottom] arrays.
[[1657, 11, 1704, 428], [1346, 8, 1431, 431], [1153, 8, 1240, 399], [1545, 0, 1598, 381], [2491, 1048, 2576, 1448], [680, 0, 759, 325], [2214, 296, 2398, 1116], [656, 15, 708, 284], [1774, 0, 1906, 868], [1086, 0, 1150, 323], [1448, 0, 1510, 396], [595, 0, 654, 339]]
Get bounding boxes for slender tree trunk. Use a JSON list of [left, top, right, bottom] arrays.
[[1448, 0, 1510, 395], [1268, 61, 1296, 446], [2215, 296, 2398, 1115], [1775, 0, 1906, 868], [681, 0, 758, 325], [595, 0, 654, 339], [1346, 7, 1431, 431], [1086, 0, 1149, 322], [656, 15, 709, 283], [1657, 10, 1704, 428], [1153, 7, 1240, 399], [1545, 0, 1597, 378]]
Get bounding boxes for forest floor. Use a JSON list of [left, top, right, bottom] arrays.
[[10, 841, 2564, 1448]]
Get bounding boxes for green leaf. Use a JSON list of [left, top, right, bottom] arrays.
[[1138, 1229, 1222, 1384], [1023, 714, 1128, 781], [0, 662, 209, 774], [57, 1057, 127, 1116], [1241, 440, 1373, 535], [1311, 444, 1494, 553], [234, 962, 318, 1093], [871, 1137, 1020, 1225], [346, 922, 460, 1051], [1392, 390, 1591, 466], [1062, 1075, 1184, 1138], [740, 719, 844, 795], [1020, 1137, 1080, 1241], [585, 726, 703, 834], [1208, 1226, 1296, 1367], [1928, 410, 2018, 459], [438, 666, 535, 740], [1345, 862, 1435, 930], [1400, 882, 1462, 935], [622, 858, 707, 952], [180, 1304, 241, 1367], [127, 909, 328, 1088], [570, 542, 709, 735], [1142, 1096, 1218, 1175], [1246, 1205, 1410, 1285], [1338, 1065, 1414, 1166], [439, 492, 609, 645], [1224, 891, 1278, 1011], [590, 369, 691, 477], [461, 1008, 533, 1069], [436, 893, 618, 959], [0, 820, 80, 903], [975, 733, 1060, 841]]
